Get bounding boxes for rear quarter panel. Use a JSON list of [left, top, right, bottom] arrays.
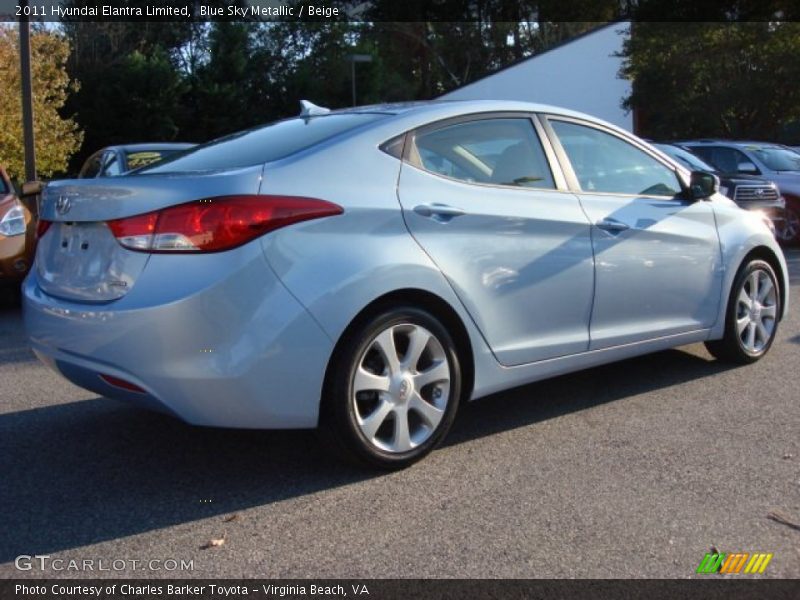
[[256, 132, 500, 400]]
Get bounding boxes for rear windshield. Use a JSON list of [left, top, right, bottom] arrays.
[[135, 113, 387, 174], [125, 150, 182, 170]]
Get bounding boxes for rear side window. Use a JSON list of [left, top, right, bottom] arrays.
[[0, 174, 8, 194], [411, 118, 555, 189], [136, 113, 387, 174]]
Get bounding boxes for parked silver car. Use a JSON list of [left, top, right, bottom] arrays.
[[24, 101, 789, 468]]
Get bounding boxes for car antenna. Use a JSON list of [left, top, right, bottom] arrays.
[[299, 100, 331, 117]]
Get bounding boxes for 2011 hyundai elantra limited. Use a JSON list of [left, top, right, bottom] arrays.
[[24, 100, 789, 468]]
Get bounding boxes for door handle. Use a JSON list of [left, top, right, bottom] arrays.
[[413, 203, 467, 222], [595, 218, 630, 233]]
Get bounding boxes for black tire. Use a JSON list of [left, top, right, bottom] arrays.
[[705, 259, 781, 364], [320, 306, 462, 469], [0, 283, 22, 309], [777, 207, 800, 246]]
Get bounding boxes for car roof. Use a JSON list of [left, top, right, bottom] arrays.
[[334, 98, 612, 121], [324, 99, 631, 140]]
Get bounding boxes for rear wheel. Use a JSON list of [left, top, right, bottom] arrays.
[[321, 306, 462, 469], [705, 259, 781, 364]]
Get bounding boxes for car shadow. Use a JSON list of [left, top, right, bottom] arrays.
[[0, 296, 37, 365], [446, 346, 734, 446], [0, 328, 36, 364], [0, 345, 735, 563], [0, 397, 367, 564], [0, 290, 21, 312]]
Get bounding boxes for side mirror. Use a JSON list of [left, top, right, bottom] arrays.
[[737, 161, 759, 175], [20, 180, 44, 197], [688, 170, 719, 201]]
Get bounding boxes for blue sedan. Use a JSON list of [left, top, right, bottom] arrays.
[[24, 100, 789, 468]]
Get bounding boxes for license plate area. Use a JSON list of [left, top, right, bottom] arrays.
[[36, 222, 150, 302], [58, 222, 95, 255]]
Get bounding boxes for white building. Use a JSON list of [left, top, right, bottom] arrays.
[[440, 22, 633, 131]]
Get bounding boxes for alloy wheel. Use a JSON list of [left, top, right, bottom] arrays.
[[736, 268, 778, 354], [777, 209, 800, 243], [351, 323, 451, 453]]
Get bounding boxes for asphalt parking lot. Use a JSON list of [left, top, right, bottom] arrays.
[[1, 250, 798, 579]]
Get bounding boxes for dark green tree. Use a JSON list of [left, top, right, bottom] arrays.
[[66, 48, 186, 161], [621, 22, 800, 140], [180, 22, 255, 140]]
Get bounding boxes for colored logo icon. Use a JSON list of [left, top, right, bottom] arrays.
[[696, 552, 773, 574]]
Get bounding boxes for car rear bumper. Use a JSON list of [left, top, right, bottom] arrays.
[[22, 244, 333, 428]]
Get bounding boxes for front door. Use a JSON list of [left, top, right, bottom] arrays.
[[546, 117, 723, 349]]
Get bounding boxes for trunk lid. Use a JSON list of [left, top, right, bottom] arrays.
[[35, 166, 263, 302]]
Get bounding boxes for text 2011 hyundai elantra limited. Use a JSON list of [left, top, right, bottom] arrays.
[[24, 100, 789, 468]]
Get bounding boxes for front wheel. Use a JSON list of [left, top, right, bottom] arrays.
[[776, 207, 800, 245], [321, 307, 462, 469], [705, 259, 781, 364]]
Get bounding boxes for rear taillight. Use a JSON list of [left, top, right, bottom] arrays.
[[36, 219, 52, 239], [106, 195, 343, 253]]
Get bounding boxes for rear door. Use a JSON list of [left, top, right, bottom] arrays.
[[544, 117, 723, 349], [397, 114, 595, 366]]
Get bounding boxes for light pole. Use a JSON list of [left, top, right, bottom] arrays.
[[19, 0, 37, 182], [349, 53, 373, 107]]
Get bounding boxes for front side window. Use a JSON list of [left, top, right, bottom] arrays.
[[412, 118, 555, 189], [551, 120, 681, 197]]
